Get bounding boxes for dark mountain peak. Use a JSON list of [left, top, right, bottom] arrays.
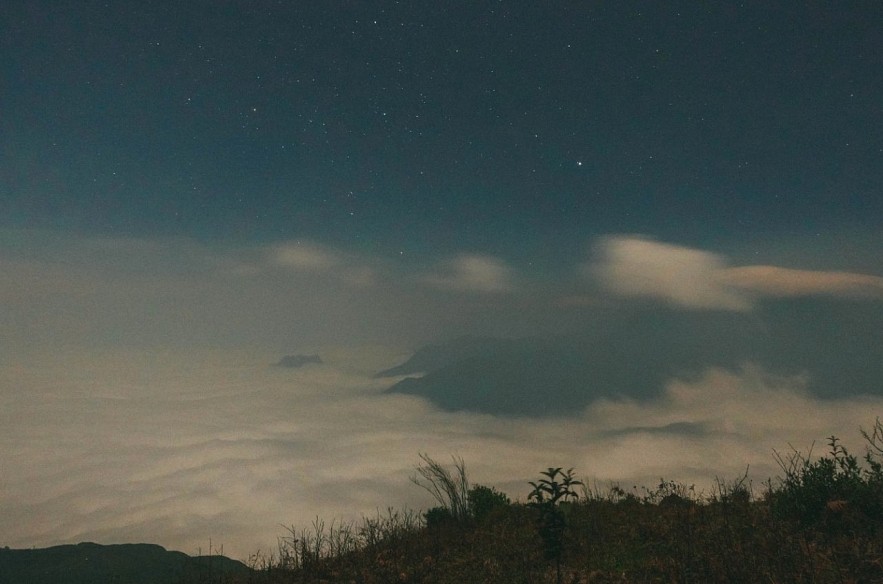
[[381, 302, 883, 417], [374, 335, 525, 378]]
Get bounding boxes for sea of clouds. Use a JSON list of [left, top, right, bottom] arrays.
[[2, 228, 881, 560], [2, 345, 880, 561]]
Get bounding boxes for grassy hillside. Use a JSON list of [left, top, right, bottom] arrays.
[[5, 423, 881, 583], [231, 426, 883, 583]]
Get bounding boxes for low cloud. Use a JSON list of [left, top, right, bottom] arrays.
[[270, 242, 342, 271], [589, 236, 750, 310], [589, 235, 883, 310], [0, 232, 418, 349], [717, 265, 883, 298], [421, 254, 515, 293], [2, 348, 879, 560], [266, 242, 379, 286]]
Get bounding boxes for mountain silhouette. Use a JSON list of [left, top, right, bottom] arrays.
[[382, 299, 883, 416], [0, 542, 250, 584]]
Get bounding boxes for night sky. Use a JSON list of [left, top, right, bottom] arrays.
[[4, 2, 881, 259], [2, 1, 883, 559]]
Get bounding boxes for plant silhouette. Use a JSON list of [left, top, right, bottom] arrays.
[[528, 467, 583, 584]]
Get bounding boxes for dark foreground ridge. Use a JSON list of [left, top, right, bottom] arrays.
[[0, 542, 249, 584]]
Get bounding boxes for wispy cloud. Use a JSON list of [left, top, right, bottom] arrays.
[[717, 265, 883, 298], [588, 235, 883, 310], [269, 242, 342, 271], [588, 235, 750, 310], [421, 254, 515, 293], [266, 241, 378, 286], [0, 231, 532, 350]]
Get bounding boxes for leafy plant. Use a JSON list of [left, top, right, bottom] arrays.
[[527, 467, 583, 584], [528, 467, 583, 507]]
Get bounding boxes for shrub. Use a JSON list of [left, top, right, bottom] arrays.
[[467, 485, 511, 523], [769, 433, 883, 529], [423, 506, 455, 529], [861, 416, 883, 486]]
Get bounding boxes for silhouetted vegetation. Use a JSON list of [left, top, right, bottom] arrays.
[[223, 420, 883, 583], [411, 453, 470, 523], [527, 467, 582, 584]]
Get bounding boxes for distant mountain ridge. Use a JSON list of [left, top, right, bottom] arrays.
[[381, 299, 883, 417], [0, 542, 250, 584], [375, 336, 519, 377]]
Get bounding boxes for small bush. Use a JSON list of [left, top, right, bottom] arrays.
[[423, 506, 455, 529], [467, 484, 511, 523], [769, 434, 882, 527]]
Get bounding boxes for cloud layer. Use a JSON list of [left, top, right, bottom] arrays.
[[2, 229, 881, 560], [2, 348, 880, 560], [4, 230, 881, 355]]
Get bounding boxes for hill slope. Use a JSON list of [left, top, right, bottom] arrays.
[[0, 542, 250, 584]]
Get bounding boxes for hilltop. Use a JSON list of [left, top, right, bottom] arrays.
[[0, 542, 249, 584]]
